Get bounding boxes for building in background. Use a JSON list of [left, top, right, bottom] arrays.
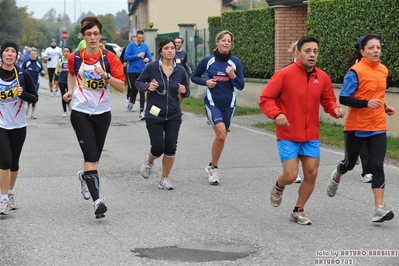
[[127, 0, 236, 35]]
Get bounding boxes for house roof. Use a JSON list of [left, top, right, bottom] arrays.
[[265, 0, 306, 6], [128, 0, 140, 16]]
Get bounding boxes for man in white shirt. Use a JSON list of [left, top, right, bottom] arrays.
[[43, 39, 62, 97]]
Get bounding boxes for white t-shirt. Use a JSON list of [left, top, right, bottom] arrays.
[[0, 78, 27, 129], [43, 46, 62, 68], [71, 61, 111, 115]]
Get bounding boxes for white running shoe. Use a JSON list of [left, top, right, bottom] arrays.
[[158, 178, 174, 190], [294, 173, 302, 183], [31, 113, 36, 119], [77, 171, 91, 200], [361, 173, 373, 183], [141, 157, 153, 179], [205, 165, 220, 185], [372, 204, 394, 222], [93, 198, 107, 219], [55, 90, 60, 97], [127, 102, 133, 111], [139, 111, 145, 120], [8, 194, 18, 210], [0, 199, 9, 215], [62, 112, 67, 118], [50, 91, 54, 97]]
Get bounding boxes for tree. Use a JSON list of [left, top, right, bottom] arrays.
[[97, 14, 117, 42], [114, 10, 130, 30], [42, 8, 58, 22], [0, 0, 25, 43]]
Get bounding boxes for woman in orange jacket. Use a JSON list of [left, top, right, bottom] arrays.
[[327, 34, 395, 223]]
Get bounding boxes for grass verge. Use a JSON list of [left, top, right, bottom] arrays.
[[180, 97, 263, 116], [255, 121, 399, 161], [179, 97, 399, 161]]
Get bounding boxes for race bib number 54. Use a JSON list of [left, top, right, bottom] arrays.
[[0, 87, 18, 100]]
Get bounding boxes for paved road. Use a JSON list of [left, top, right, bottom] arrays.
[[1, 78, 398, 266]]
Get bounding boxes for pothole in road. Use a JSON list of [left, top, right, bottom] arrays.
[[131, 242, 256, 262]]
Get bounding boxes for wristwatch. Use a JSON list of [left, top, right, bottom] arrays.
[[105, 72, 111, 81]]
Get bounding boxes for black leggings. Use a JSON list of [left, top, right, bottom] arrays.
[[0, 127, 26, 171], [59, 82, 68, 112], [47, 68, 58, 83], [146, 118, 182, 158], [337, 132, 386, 188], [127, 72, 145, 110], [70, 110, 111, 162]]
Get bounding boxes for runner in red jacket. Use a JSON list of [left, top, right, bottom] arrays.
[[259, 36, 344, 225]]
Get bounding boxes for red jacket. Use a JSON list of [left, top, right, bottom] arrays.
[[259, 60, 340, 141]]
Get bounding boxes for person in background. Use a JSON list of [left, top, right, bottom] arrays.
[[286, 40, 303, 184], [22, 48, 45, 119], [136, 37, 189, 190], [259, 36, 344, 225], [174, 36, 192, 104], [23, 46, 31, 63], [191, 30, 245, 185], [0, 40, 38, 215], [124, 29, 152, 119], [99, 36, 116, 55], [76, 33, 86, 51], [63, 16, 125, 219], [55, 46, 72, 118], [326, 34, 395, 223], [120, 35, 136, 109], [43, 39, 62, 97]]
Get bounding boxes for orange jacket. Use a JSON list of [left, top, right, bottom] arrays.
[[259, 60, 340, 141], [344, 58, 388, 131]]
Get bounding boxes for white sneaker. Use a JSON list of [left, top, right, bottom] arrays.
[[327, 170, 339, 197], [93, 198, 107, 219], [158, 178, 174, 190], [125, 99, 130, 109], [205, 165, 220, 185], [372, 204, 394, 222], [31, 113, 36, 119], [50, 91, 54, 97], [0, 199, 9, 215], [62, 112, 67, 118], [55, 90, 60, 97], [8, 194, 18, 210], [294, 173, 302, 183], [141, 157, 153, 179], [139, 111, 145, 120], [361, 173, 373, 183], [77, 171, 91, 200], [127, 102, 133, 111]]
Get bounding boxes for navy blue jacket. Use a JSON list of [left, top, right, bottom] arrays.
[[136, 60, 190, 121]]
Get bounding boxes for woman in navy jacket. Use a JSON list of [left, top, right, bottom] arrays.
[[135, 37, 190, 190]]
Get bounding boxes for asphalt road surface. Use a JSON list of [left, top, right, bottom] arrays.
[[1, 78, 398, 266]]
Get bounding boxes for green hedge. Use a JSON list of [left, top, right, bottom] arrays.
[[308, 0, 399, 83], [208, 8, 275, 78]]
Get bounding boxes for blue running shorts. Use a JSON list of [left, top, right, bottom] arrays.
[[277, 140, 320, 162]]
